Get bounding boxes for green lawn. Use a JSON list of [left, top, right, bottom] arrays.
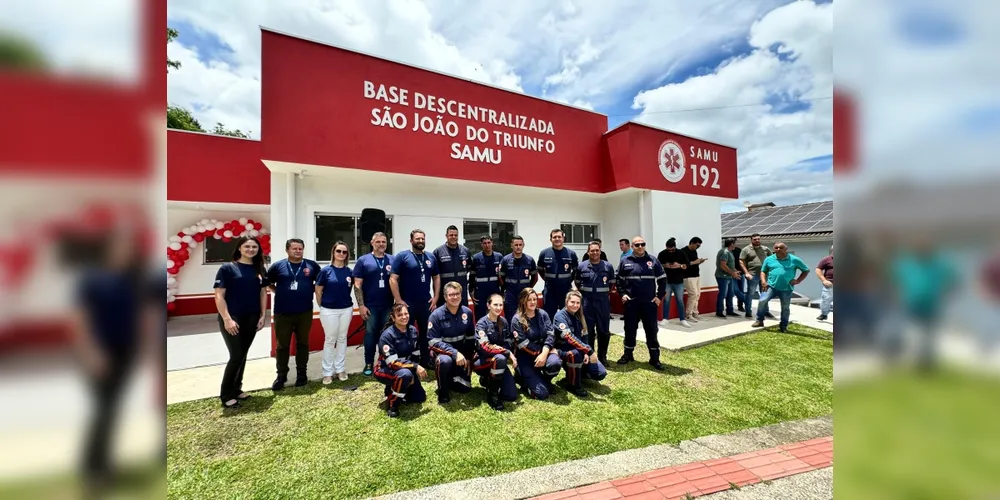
[[167, 325, 832, 500], [835, 367, 1000, 500]]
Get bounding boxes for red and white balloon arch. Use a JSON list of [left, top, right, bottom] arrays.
[[166, 217, 270, 310]]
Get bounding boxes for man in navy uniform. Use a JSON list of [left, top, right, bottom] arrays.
[[468, 235, 502, 320], [427, 281, 475, 404], [390, 229, 440, 365], [616, 236, 667, 370], [266, 238, 321, 390], [538, 228, 579, 319], [498, 235, 538, 323], [352, 232, 394, 376], [576, 241, 616, 366], [432, 225, 470, 307]]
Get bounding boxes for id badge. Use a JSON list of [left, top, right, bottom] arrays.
[[290, 281, 299, 291], [421, 274, 426, 283], [378, 279, 385, 288]]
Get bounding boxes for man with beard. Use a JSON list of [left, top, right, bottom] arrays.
[[432, 225, 470, 307], [468, 235, 503, 320], [753, 242, 809, 333], [537, 228, 579, 319], [739, 233, 773, 319], [390, 229, 440, 365]]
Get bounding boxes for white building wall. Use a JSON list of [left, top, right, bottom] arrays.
[[649, 190, 722, 279], [603, 190, 640, 261], [166, 205, 270, 296]]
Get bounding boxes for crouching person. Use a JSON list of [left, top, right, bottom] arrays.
[[511, 288, 562, 400], [553, 291, 608, 398], [472, 294, 519, 410], [429, 281, 475, 404], [374, 304, 428, 418]]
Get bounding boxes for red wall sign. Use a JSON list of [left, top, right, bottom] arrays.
[[605, 122, 739, 199], [261, 29, 610, 193]]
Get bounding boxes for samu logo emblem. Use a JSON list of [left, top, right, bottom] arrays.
[[658, 140, 686, 184]]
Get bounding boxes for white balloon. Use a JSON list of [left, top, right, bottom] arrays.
[[244, 223, 253, 231], [260, 228, 269, 235], [238, 217, 248, 225], [214, 233, 222, 239], [167, 295, 176, 303], [168, 235, 181, 243], [182, 235, 194, 243], [223, 230, 233, 238], [182, 227, 193, 235], [210, 218, 218, 223], [249, 230, 260, 237], [215, 222, 224, 230], [169, 242, 182, 251], [167, 276, 177, 286], [167, 260, 175, 268], [200, 218, 210, 225], [187, 240, 198, 249]]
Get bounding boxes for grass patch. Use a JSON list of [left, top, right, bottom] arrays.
[[835, 367, 1000, 499], [168, 326, 832, 499]]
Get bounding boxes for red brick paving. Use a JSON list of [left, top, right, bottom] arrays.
[[528, 436, 832, 500]]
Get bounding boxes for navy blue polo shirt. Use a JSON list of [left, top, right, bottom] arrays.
[[77, 269, 148, 350], [352, 252, 394, 309], [391, 250, 439, 305], [316, 265, 354, 309], [214, 262, 266, 318], [266, 258, 320, 315]]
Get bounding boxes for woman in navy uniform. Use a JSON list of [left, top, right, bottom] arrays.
[[374, 303, 428, 418], [511, 288, 562, 400], [472, 294, 519, 410], [552, 291, 608, 398], [213, 236, 269, 409]]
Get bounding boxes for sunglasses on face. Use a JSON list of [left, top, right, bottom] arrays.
[[335, 250, 348, 255], [633, 242, 646, 247]]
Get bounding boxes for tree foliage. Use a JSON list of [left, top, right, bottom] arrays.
[[212, 123, 252, 138], [0, 30, 48, 71], [167, 27, 181, 71]]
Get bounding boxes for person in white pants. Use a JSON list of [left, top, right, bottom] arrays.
[[315, 241, 355, 384]]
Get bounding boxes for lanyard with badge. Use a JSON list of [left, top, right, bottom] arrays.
[[374, 255, 387, 289], [417, 253, 426, 283], [288, 260, 302, 291]]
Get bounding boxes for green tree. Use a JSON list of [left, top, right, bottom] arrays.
[[168, 105, 205, 132], [212, 123, 252, 138], [0, 30, 48, 71], [167, 27, 181, 71]]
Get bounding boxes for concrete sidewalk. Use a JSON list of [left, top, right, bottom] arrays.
[[371, 415, 833, 500]]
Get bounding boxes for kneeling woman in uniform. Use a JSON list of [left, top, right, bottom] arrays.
[[374, 304, 428, 417], [553, 290, 608, 398], [472, 294, 519, 410], [511, 288, 562, 400]]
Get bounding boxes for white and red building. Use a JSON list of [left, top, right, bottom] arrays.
[[166, 28, 740, 358]]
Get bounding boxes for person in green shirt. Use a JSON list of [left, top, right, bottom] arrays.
[[715, 238, 741, 317], [752, 242, 809, 332]]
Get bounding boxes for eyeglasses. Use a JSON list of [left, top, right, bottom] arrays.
[[335, 250, 348, 255], [633, 242, 646, 247], [445, 293, 462, 298]]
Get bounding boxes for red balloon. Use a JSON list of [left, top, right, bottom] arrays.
[[230, 220, 239, 227], [260, 235, 270, 243], [193, 233, 205, 242], [253, 222, 262, 230], [178, 242, 188, 250], [216, 228, 225, 235], [167, 302, 176, 311], [168, 266, 179, 274], [176, 232, 184, 238], [178, 251, 190, 260], [223, 236, 231, 243]]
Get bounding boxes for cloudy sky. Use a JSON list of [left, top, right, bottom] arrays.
[[164, 0, 832, 212]]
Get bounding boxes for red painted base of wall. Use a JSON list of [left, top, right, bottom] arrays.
[[271, 315, 365, 357], [0, 320, 73, 357], [169, 295, 272, 318], [609, 289, 719, 320]]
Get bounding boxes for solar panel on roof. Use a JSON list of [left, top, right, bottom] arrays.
[[761, 223, 793, 234], [798, 213, 826, 222], [783, 222, 820, 233], [807, 220, 834, 232]]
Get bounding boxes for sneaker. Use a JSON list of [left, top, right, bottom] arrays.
[[715, 313, 726, 318], [322, 376, 333, 385], [779, 326, 788, 333], [387, 408, 400, 418], [295, 375, 308, 387], [680, 320, 692, 328], [688, 316, 699, 323], [738, 304, 745, 312], [751, 321, 764, 328], [271, 377, 287, 391], [726, 312, 740, 317], [363, 364, 374, 376], [338, 372, 349, 381], [816, 315, 828, 321]]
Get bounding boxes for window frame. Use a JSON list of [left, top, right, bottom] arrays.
[[558, 221, 601, 245], [313, 212, 394, 265], [462, 219, 518, 256]]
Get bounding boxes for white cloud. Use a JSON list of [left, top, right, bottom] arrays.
[[632, 0, 833, 210]]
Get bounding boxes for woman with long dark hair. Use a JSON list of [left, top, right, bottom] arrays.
[[472, 294, 519, 410], [553, 290, 607, 398], [374, 303, 428, 417], [315, 241, 354, 384], [510, 288, 562, 400], [213, 236, 268, 409]]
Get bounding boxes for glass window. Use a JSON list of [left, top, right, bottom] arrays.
[[464, 220, 517, 256], [205, 237, 240, 264], [314, 214, 393, 263], [560, 223, 599, 244]]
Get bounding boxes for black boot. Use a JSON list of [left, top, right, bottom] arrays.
[[486, 378, 504, 411], [437, 389, 450, 405], [271, 376, 287, 391], [566, 381, 589, 398], [545, 378, 559, 395], [617, 350, 634, 365], [295, 373, 308, 387]]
